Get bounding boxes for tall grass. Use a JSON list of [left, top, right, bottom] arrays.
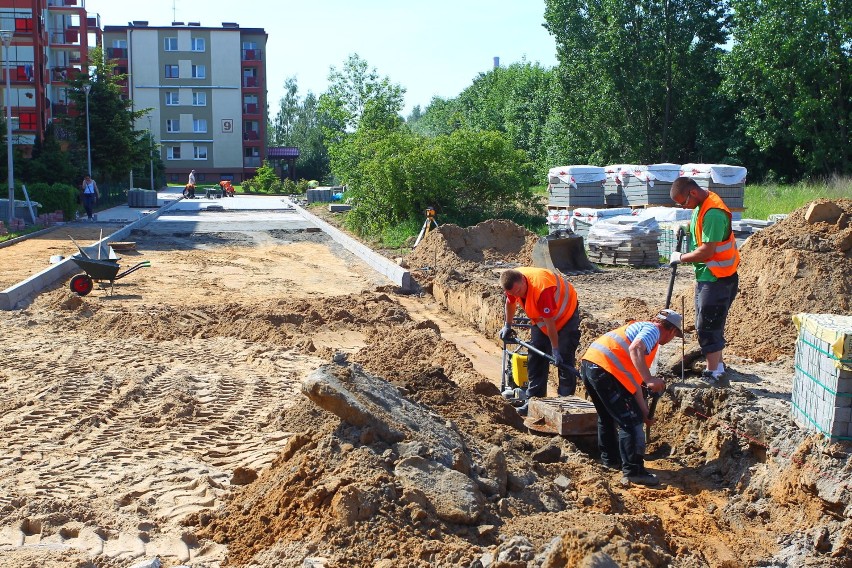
[[744, 176, 851, 219]]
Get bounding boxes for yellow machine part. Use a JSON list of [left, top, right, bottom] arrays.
[[512, 353, 529, 387]]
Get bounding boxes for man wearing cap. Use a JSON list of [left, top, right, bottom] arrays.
[[499, 267, 581, 416], [669, 177, 740, 383], [579, 309, 684, 486]]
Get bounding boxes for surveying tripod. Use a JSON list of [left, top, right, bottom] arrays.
[[413, 206, 439, 248]]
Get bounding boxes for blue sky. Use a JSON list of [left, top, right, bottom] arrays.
[[84, 0, 559, 116]]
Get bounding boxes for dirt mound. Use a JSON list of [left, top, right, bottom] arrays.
[[407, 219, 538, 273], [726, 199, 852, 361]]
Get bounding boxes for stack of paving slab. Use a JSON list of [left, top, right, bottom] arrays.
[[586, 215, 661, 267], [547, 165, 606, 208], [791, 313, 852, 441], [620, 163, 682, 207], [128, 189, 158, 208], [680, 163, 747, 209], [562, 207, 632, 240], [603, 164, 633, 207]]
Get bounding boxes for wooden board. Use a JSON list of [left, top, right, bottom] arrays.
[[524, 396, 598, 436]]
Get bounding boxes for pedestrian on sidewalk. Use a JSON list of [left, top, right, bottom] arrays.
[[580, 309, 683, 486], [498, 267, 581, 416], [80, 175, 100, 221], [669, 177, 740, 383]]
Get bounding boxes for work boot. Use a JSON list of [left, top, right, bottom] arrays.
[[621, 471, 660, 486]]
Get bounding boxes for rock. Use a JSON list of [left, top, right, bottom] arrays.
[[578, 551, 620, 567], [484, 446, 508, 497], [835, 227, 852, 252], [230, 466, 258, 486], [495, 535, 535, 567], [813, 526, 831, 553], [128, 559, 161, 568], [330, 485, 377, 524], [394, 456, 485, 524], [553, 475, 572, 491], [805, 201, 843, 225], [531, 443, 561, 464]]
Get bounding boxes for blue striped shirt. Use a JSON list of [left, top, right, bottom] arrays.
[[624, 321, 660, 355]]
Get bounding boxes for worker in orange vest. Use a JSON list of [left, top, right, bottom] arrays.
[[580, 309, 683, 486], [669, 177, 740, 384], [499, 267, 581, 416]]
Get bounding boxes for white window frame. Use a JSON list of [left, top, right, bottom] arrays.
[[192, 91, 206, 106], [194, 146, 208, 160], [164, 37, 178, 51], [167, 146, 181, 160], [164, 64, 179, 78], [191, 37, 205, 52], [193, 119, 207, 133], [191, 64, 206, 79], [113, 39, 127, 49], [165, 92, 180, 106], [242, 41, 257, 50], [166, 119, 180, 133]]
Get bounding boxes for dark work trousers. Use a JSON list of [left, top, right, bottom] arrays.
[[695, 273, 739, 354], [580, 360, 647, 476], [82, 193, 97, 220], [526, 310, 580, 398]]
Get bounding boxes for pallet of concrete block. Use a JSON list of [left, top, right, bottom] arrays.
[[620, 163, 681, 207], [603, 164, 634, 207], [586, 216, 661, 267], [680, 163, 746, 209], [564, 207, 633, 241], [547, 165, 606, 208], [791, 313, 852, 441], [128, 188, 158, 208]]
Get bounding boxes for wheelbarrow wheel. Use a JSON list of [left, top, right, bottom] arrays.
[[70, 274, 94, 296]]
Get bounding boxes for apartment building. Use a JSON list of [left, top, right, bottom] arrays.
[[0, 0, 99, 153], [103, 20, 267, 184]]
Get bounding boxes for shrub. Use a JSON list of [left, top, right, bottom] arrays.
[[16, 182, 78, 221]]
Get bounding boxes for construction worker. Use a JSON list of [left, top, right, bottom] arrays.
[[498, 267, 581, 416], [580, 309, 683, 486], [669, 177, 740, 383]]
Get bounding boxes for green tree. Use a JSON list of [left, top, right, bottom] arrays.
[[723, 0, 851, 179], [67, 46, 149, 183], [269, 78, 331, 182], [17, 125, 77, 185], [543, 0, 732, 165]]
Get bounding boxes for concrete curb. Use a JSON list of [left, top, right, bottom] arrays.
[[0, 199, 182, 310], [292, 203, 411, 291]]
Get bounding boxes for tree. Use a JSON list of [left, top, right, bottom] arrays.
[[543, 0, 732, 165], [67, 46, 149, 183], [722, 0, 851, 179]]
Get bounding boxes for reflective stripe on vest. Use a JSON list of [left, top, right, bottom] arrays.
[[694, 192, 740, 277], [582, 324, 658, 394], [516, 267, 578, 330]]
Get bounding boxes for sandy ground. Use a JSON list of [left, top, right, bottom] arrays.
[[0, 209, 849, 568]]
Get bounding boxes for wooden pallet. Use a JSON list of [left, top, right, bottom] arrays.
[[524, 396, 598, 437]]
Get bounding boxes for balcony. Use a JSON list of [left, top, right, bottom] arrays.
[[243, 156, 261, 167], [242, 49, 263, 61], [50, 29, 81, 45], [243, 103, 258, 114], [106, 47, 128, 59], [242, 76, 258, 88], [243, 130, 259, 141], [48, 0, 83, 6]]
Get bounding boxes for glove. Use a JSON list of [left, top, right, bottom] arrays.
[[669, 251, 682, 266], [499, 324, 513, 340], [552, 350, 564, 367]]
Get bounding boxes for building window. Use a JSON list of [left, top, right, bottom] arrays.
[[167, 146, 181, 160], [192, 92, 206, 106], [165, 65, 179, 78], [113, 39, 127, 49], [194, 146, 208, 160], [166, 119, 180, 133], [164, 37, 178, 51], [191, 64, 206, 79], [193, 119, 207, 133], [242, 41, 257, 50], [18, 112, 37, 130], [165, 92, 179, 105], [191, 37, 205, 52], [15, 18, 33, 33]]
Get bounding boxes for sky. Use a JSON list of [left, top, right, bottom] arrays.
[[83, 0, 559, 116]]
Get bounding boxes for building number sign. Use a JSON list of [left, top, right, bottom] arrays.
[[222, 119, 233, 133]]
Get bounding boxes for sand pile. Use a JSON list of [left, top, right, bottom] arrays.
[[726, 199, 852, 361]]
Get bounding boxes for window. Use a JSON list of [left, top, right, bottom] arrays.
[[191, 37, 205, 52], [18, 112, 37, 130], [164, 65, 179, 78], [194, 146, 208, 160], [192, 92, 206, 106], [165, 92, 179, 105], [166, 119, 180, 133], [242, 41, 257, 50], [15, 18, 33, 33], [193, 119, 207, 133], [113, 40, 127, 49], [164, 37, 177, 51], [167, 146, 181, 160], [191, 64, 206, 79]]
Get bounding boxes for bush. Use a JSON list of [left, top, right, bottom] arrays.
[[16, 182, 78, 221]]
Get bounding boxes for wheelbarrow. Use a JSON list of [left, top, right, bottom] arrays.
[[68, 236, 151, 296]]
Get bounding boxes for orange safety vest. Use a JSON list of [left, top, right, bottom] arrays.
[[694, 192, 740, 278], [582, 323, 658, 394], [515, 267, 578, 331]]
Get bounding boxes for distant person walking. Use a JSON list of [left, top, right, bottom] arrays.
[[668, 177, 740, 383], [188, 170, 197, 186], [80, 174, 99, 221]]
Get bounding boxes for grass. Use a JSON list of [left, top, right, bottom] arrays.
[[0, 225, 47, 244], [743, 176, 851, 219]]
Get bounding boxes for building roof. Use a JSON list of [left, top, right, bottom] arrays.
[[268, 147, 300, 158]]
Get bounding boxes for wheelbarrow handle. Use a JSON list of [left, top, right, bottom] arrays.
[[115, 260, 151, 280]]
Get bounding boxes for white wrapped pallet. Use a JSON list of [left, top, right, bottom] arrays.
[[586, 216, 661, 267], [680, 163, 747, 209], [547, 165, 606, 207], [621, 163, 682, 206]]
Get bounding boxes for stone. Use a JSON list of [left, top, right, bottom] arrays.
[[805, 201, 843, 225], [394, 456, 485, 524]]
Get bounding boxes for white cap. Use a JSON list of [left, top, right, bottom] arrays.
[[655, 308, 683, 337]]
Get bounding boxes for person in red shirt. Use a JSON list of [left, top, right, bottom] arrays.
[[499, 267, 581, 416]]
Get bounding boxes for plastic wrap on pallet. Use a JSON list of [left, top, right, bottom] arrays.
[[547, 165, 606, 187], [587, 216, 660, 246], [680, 163, 747, 185], [633, 206, 693, 222]]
